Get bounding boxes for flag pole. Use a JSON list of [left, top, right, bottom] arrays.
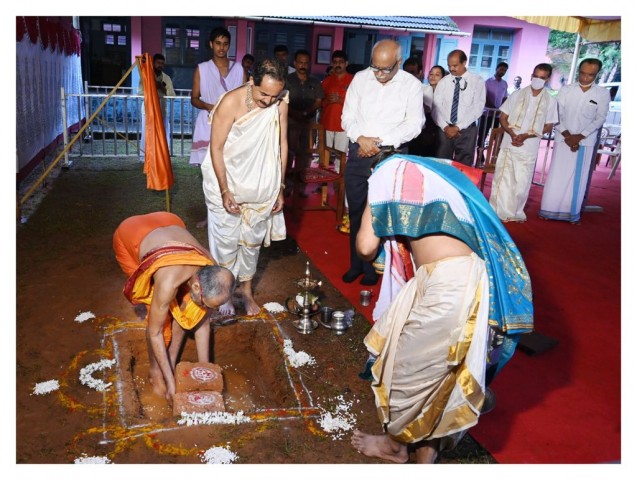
[[19, 61, 138, 208]]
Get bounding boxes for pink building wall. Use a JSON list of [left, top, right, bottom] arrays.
[[308, 25, 342, 75], [422, 34, 440, 74], [130, 17, 142, 63], [224, 18, 254, 62], [129, 17, 554, 87], [131, 16, 163, 88], [139, 16, 163, 58], [449, 17, 552, 88]]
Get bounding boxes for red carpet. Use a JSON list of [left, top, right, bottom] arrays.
[[285, 156, 621, 464]]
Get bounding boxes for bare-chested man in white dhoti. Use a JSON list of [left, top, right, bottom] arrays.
[[201, 58, 288, 316], [351, 155, 533, 463]]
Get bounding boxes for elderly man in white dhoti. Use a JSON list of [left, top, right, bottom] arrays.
[[539, 58, 610, 223], [201, 58, 289, 315], [489, 63, 558, 222], [351, 155, 533, 463]]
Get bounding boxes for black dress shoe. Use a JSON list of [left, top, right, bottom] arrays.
[[342, 269, 363, 283], [360, 273, 379, 286]]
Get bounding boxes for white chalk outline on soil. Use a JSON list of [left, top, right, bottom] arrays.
[[90, 321, 322, 453]]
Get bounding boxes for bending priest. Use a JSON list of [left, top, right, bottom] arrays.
[[352, 154, 533, 463]]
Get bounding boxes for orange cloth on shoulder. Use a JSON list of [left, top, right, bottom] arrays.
[[123, 244, 214, 346]]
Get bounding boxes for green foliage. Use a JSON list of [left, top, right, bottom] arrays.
[[547, 30, 621, 83], [549, 30, 578, 51]]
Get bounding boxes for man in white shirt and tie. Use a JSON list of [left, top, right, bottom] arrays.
[[432, 49, 486, 166], [341, 39, 425, 286]]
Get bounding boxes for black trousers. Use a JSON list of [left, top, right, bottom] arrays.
[[343, 143, 379, 277], [436, 123, 478, 166]]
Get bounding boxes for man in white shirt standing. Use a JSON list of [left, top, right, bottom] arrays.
[[489, 63, 558, 222], [539, 58, 610, 223], [432, 49, 486, 166], [341, 39, 424, 286], [508, 75, 522, 95]]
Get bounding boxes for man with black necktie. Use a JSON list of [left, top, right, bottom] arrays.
[[432, 49, 486, 166]]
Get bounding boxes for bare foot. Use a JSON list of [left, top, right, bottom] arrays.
[[351, 429, 408, 463], [196, 219, 207, 229], [242, 294, 261, 316], [218, 299, 235, 316], [236, 281, 261, 316], [148, 365, 167, 398]]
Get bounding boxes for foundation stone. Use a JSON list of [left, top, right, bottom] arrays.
[[173, 391, 225, 416], [175, 362, 223, 393]]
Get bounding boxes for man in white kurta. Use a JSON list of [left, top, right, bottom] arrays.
[[201, 59, 288, 316], [489, 63, 558, 222], [539, 58, 610, 223], [189, 27, 245, 166]]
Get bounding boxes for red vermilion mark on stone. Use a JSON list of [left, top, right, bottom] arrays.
[[187, 392, 217, 406], [190, 366, 217, 383]]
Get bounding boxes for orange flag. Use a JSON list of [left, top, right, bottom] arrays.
[[138, 53, 174, 191]]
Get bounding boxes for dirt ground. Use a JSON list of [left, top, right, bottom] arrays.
[[15, 156, 492, 465]]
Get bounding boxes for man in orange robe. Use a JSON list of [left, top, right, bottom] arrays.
[[113, 211, 234, 403]]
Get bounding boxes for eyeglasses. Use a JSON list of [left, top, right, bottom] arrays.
[[370, 61, 398, 75]]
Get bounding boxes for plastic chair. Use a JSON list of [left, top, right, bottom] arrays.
[[479, 127, 505, 191], [599, 137, 621, 179]]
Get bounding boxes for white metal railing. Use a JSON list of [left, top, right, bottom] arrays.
[[60, 90, 555, 182], [61, 83, 197, 158]]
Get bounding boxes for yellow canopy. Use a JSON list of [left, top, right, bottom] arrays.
[[513, 16, 621, 42]]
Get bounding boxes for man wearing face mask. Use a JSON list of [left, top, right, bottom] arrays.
[[539, 58, 610, 223], [489, 63, 558, 222]]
